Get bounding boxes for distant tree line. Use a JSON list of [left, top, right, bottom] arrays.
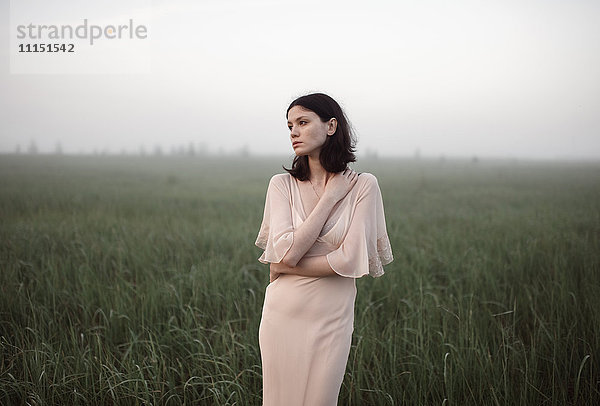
[[13, 141, 252, 157]]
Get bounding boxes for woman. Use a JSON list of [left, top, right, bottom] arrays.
[[255, 93, 393, 405]]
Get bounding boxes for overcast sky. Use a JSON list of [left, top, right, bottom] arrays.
[[1, 0, 599, 159]]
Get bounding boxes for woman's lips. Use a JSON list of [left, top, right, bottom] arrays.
[[292, 142, 302, 148]]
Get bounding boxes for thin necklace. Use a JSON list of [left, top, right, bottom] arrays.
[[308, 179, 321, 198]]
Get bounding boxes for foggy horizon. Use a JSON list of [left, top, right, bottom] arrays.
[[2, 0, 599, 161], [5, 143, 600, 162]]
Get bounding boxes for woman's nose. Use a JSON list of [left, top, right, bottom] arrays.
[[290, 126, 299, 137]]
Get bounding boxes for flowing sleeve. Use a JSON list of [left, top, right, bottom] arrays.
[[255, 174, 295, 264], [326, 173, 393, 278]]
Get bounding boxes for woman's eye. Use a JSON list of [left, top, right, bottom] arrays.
[[299, 121, 307, 125], [287, 125, 292, 130]]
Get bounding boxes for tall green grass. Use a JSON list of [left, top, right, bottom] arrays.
[[1, 155, 598, 405]]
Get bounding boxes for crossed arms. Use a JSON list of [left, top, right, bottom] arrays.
[[269, 195, 338, 282]]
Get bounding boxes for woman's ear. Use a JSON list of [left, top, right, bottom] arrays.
[[327, 118, 338, 136]]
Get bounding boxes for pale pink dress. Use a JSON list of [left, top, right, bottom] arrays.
[[255, 172, 393, 406]]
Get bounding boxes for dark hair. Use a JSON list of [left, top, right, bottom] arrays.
[[283, 93, 356, 181]]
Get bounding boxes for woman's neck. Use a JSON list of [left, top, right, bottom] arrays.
[[307, 154, 330, 185]]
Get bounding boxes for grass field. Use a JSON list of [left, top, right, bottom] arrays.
[[1, 155, 599, 405]]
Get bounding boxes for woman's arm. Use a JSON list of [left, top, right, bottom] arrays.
[[271, 255, 335, 281], [279, 196, 337, 268], [280, 169, 358, 267]]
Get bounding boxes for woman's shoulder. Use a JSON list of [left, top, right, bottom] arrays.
[[269, 172, 291, 181], [357, 171, 377, 182], [356, 172, 379, 188], [350, 172, 381, 199], [267, 173, 293, 192], [268, 172, 292, 184]]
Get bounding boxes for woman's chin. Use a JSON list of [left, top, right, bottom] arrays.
[[294, 147, 317, 156]]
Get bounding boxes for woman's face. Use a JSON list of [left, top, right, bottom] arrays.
[[287, 105, 337, 158]]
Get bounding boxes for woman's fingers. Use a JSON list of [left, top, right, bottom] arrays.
[[345, 170, 354, 183], [332, 168, 357, 185]]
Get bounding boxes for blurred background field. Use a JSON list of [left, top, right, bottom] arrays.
[[0, 155, 599, 405]]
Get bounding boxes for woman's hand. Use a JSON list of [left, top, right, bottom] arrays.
[[271, 256, 336, 279], [270, 262, 287, 282], [323, 168, 359, 203]]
